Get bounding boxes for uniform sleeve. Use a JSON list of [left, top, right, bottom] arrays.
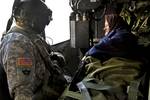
[[3, 40, 35, 100]]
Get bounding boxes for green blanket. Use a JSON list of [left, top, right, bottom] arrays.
[[60, 57, 144, 100]]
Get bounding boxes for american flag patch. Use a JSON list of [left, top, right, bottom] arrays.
[[17, 58, 32, 67]]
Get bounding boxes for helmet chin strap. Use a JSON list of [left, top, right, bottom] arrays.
[[6, 15, 13, 32]]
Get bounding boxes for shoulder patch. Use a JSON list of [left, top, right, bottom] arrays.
[[17, 58, 32, 67]]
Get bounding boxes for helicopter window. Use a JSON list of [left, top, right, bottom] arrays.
[[46, 0, 72, 45], [0, 1, 72, 45], [0, 1, 12, 40]]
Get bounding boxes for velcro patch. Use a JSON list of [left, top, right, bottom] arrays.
[[17, 58, 32, 67]]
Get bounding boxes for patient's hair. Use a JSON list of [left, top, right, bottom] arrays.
[[105, 14, 129, 32]]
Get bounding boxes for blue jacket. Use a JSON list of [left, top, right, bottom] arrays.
[[86, 26, 139, 61]]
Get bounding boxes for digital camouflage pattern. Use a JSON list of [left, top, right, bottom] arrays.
[[0, 27, 50, 100]]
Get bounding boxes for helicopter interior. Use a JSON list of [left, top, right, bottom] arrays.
[[51, 0, 150, 99]]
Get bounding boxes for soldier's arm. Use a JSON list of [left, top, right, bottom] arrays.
[[3, 40, 35, 100]]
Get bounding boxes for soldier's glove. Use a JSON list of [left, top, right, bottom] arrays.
[[50, 52, 66, 68]]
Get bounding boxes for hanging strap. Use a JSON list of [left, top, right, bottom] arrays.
[[127, 74, 145, 100], [77, 81, 92, 100], [81, 78, 112, 91], [77, 78, 113, 100]]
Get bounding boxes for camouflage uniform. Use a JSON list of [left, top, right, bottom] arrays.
[[0, 26, 50, 100]]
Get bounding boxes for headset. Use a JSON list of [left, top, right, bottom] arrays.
[[6, 0, 52, 32]]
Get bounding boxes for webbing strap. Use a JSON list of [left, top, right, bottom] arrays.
[[77, 82, 92, 100], [59, 86, 82, 100], [82, 78, 112, 91], [60, 78, 112, 100], [127, 75, 144, 100], [76, 78, 112, 100], [127, 81, 140, 100], [83, 81, 112, 91]]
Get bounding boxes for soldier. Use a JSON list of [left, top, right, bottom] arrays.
[[0, 0, 66, 100]]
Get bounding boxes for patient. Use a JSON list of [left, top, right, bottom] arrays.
[[85, 7, 141, 62], [78, 6, 147, 100]]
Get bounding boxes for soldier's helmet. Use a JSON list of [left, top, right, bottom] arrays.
[[8, 0, 52, 33]]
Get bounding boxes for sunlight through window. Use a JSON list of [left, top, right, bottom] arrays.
[[0, 0, 72, 44]]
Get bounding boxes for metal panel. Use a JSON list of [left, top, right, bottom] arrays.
[[70, 20, 89, 48]]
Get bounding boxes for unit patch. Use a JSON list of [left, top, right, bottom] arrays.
[[17, 58, 32, 67]]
